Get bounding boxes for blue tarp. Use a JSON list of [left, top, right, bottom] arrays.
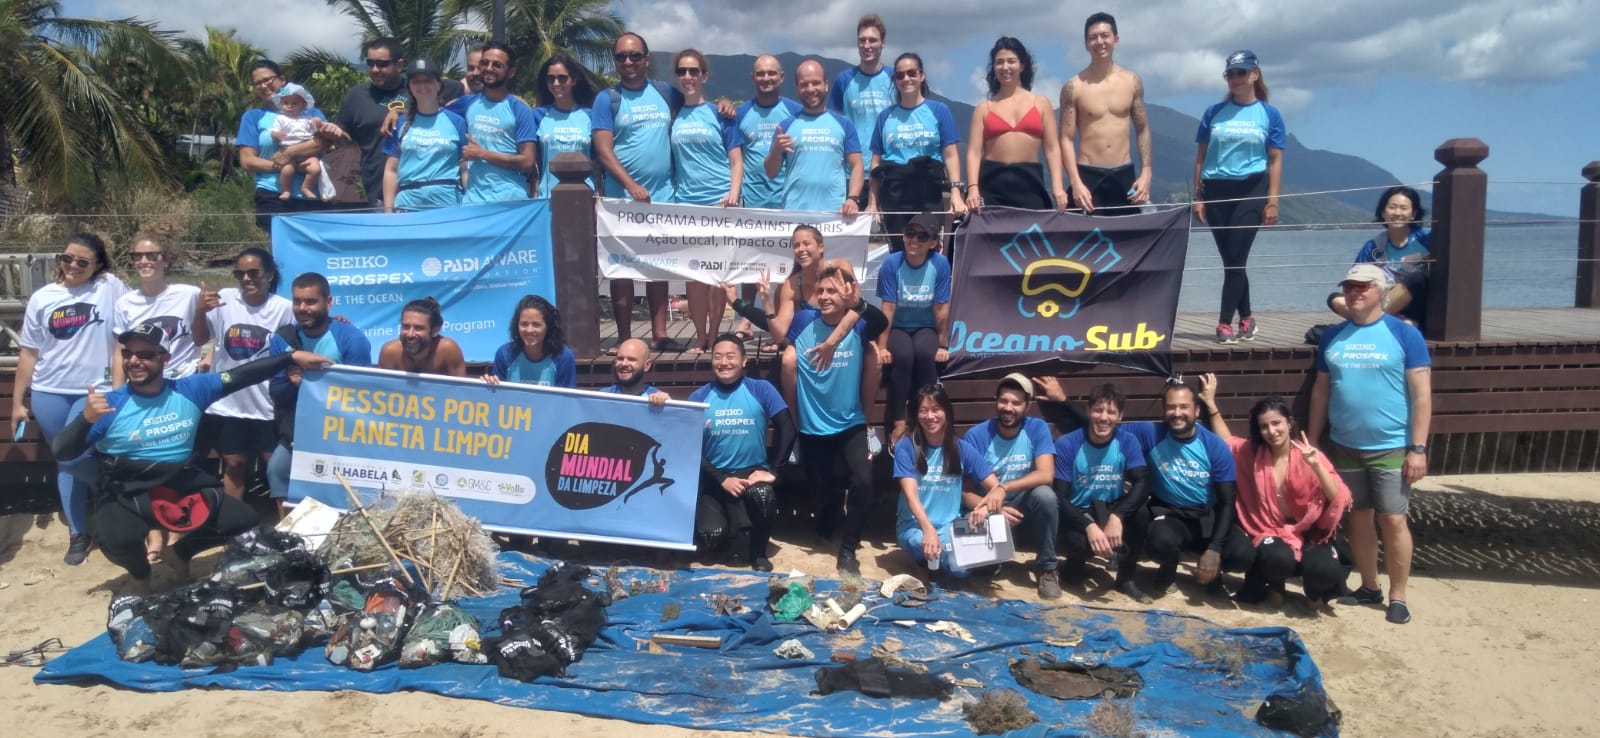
[[38, 555, 1335, 737]]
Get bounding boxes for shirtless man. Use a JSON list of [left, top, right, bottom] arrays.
[[378, 297, 467, 376], [1058, 12, 1152, 214]]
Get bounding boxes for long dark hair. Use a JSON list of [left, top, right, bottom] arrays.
[[910, 384, 960, 476], [1374, 185, 1426, 224], [237, 247, 281, 292], [1247, 396, 1297, 450], [536, 53, 597, 108], [402, 296, 443, 330], [57, 232, 112, 282], [892, 52, 930, 98], [985, 37, 1035, 95], [509, 294, 565, 358]]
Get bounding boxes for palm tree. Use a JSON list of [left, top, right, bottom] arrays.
[[174, 28, 267, 179], [444, 0, 624, 90], [0, 0, 181, 199], [322, 0, 466, 65]]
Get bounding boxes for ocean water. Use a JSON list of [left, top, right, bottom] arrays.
[[1176, 223, 1581, 314]]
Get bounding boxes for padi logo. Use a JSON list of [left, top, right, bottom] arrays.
[[1000, 225, 1122, 320], [687, 259, 724, 271], [421, 257, 443, 277]]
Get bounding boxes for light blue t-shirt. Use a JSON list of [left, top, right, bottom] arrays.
[[532, 105, 595, 197], [736, 97, 803, 209], [961, 416, 1054, 486], [789, 310, 867, 435], [86, 376, 226, 463], [775, 111, 861, 212], [381, 110, 467, 210], [1356, 226, 1431, 282], [446, 93, 539, 202], [300, 328, 344, 363], [829, 67, 894, 151], [1124, 422, 1236, 508], [592, 83, 682, 201], [893, 438, 994, 531], [490, 342, 577, 388], [1314, 314, 1431, 451], [689, 377, 788, 472], [1054, 429, 1147, 509], [878, 251, 951, 331], [1195, 99, 1286, 180], [670, 103, 744, 206], [236, 107, 327, 196], [871, 100, 960, 164]]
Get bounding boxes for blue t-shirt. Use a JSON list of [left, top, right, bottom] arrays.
[[788, 310, 867, 435], [1124, 422, 1235, 508], [235, 106, 328, 196], [87, 375, 227, 463], [532, 105, 595, 197], [829, 67, 894, 151], [446, 93, 539, 202], [1195, 100, 1286, 180], [592, 83, 683, 201], [871, 100, 960, 164], [893, 437, 994, 531], [775, 111, 861, 212], [1054, 429, 1147, 509], [689, 377, 788, 472], [491, 343, 577, 388], [1356, 226, 1431, 282], [877, 251, 951, 331], [1314, 314, 1431, 451], [961, 416, 1054, 486], [735, 97, 803, 209], [670, 103, 745, 206], [381, 110, 468, 210], [600, 383, 662, 397]]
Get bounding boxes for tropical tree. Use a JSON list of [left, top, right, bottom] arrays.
[[444, 0, 624, 91], [0, 0, 182, 200], [322, 0, 467, 65]]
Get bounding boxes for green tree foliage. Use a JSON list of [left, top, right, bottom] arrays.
[[444, 0, 624, 94]]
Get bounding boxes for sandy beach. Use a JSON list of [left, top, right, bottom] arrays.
[[2, 471, 1596, 737]]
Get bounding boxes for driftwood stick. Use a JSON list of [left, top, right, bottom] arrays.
[[236, 562, 389, 591], [336, 473, 420, 590]]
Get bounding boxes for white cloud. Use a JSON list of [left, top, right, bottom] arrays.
[[90, 0, 362, 58]]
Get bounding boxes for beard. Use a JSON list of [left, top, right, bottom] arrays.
[[402, 335, 429, 357]]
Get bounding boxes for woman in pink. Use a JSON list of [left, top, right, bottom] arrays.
[[1199, 374, 1352, 605]]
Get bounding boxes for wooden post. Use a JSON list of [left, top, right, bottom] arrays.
[[550, 152, 600, 358], [1577, 161, 1600, 308], [1427, 139, 1489, 342]]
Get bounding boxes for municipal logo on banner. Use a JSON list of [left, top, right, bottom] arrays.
[[943, 207, 1188, 377]]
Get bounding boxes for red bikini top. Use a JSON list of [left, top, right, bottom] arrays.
[[983, 106, 1044, 141]]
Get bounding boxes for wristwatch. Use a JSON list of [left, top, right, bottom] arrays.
[[1407, 444, 1428, 455]]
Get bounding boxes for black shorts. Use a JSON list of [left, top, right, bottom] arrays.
[[202, 415, 278, 456], [1075, 163, 1138, 214]]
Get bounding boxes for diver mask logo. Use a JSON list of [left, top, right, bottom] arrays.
[[999, 226, 1123, 321]]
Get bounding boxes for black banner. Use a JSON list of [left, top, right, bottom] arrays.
[[944, 207, 1189, 377]]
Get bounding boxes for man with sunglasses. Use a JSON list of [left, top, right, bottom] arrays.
[[1307, 263, 1432, 625], [445, 43, 538, 203], [338, 37, 464, 208], [52, 322, 333, 594]]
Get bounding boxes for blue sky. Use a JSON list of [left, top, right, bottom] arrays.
[[76, 0, 1599, 216]]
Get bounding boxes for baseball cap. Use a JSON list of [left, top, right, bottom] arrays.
[[1224, 50, 1259, 72], [905, 212, 942, 237], [118, 320, 174, 354], [998, 373, 1035, 401], [406, 58, 442, 81], [1340, 263, 1390, 287], [272, 81, 315, 109]]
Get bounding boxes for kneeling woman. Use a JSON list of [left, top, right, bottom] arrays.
[[1199, 374, 1352, 603], [486, 295, 576, 387], [893, 385, 1002, 576]]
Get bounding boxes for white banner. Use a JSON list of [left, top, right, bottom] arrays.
[[596, 199, 872, 284]]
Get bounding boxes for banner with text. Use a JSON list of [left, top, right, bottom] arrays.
[[288, 366, 707, 549], [944, 206, 1189, 377], [272, 201, 554, 363], [596, 199, 871, 284]]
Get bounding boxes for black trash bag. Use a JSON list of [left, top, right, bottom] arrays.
[[106, 595, 156, 663], [212, 527, 330, 610], [221, 624, 273, 668], [814, 657, 954, 700], [325, 576, 415, 671], [1257, 685, 1342, 737], [483, 630, 566, 681], [136, 580, 241, 666], [484, 564, 610, 682], [233, 605, 307, 658]]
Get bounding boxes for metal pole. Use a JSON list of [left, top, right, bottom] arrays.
[[492, 0, 506, 43]]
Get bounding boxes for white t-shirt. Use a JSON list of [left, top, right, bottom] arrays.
[[21, 274, 129, 394], [114, 283, 203, 379], [204, 287, 293, 420], [269, 115, 318, 147]]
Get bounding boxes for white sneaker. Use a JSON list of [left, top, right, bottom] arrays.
[[866, 428, 882, 459]]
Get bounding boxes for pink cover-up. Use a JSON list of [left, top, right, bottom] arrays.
[[1226, 436, 1352, 558]]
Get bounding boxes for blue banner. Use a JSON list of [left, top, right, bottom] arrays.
[[288, 366, 707, 549], [272, 201, 554, 362]]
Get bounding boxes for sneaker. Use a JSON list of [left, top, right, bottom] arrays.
[[1151, 561, 1178, 596], [752, 557, 774, 573], [866, 428, 883, 458], [1117, 579, 1153, 605], [1338, 586, 1384, 606], [1215, 323, 1238, 344], [1233, 574, 1270, 604], [64, 534, 91, 566], [1238, 316, 1259, 341], [1386, 600, 1412, 624], [1037, 569, 1063, 601], [836, 549, 861, 576]]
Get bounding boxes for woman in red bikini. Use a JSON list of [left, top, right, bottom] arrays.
[[964, 37, 1068, 212]]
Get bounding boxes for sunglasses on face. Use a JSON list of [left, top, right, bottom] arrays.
[[365, 58, 396, 68], [675, 66, 703, 77], [1224, 69, 1251, 78], [893, 70, 921, 80], [57, 254, 94, 268], [233, 268, 264, 281], [614, 51, 645, 63], [121, 348, 163, 361], [547, 74, 571, 84], [132, 251, 162, 262], [904, 229, 936, 242]]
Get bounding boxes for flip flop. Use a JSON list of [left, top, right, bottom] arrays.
[[654, 337, 688, 353], [605, 345, 619, 356], [734, 330, 755, 343]]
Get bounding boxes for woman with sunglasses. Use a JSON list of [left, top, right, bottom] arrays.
[[237, 59, 342, 232], [877, 212, 952, 447], [867, 52, 966, 250], [1193, 50, 1285, 345], [532, 53, 598, 197], [894, 384, 1002, 577], [669, 49, 745, 352], [964, 37, 1067, 212], [193, 248, 294, 502], [14, 233, 128, 565], [112, 222, 202, 381], [382, 60, 469, 213]]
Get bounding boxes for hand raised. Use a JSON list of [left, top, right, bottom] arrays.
[[83, 385, 115, 423]]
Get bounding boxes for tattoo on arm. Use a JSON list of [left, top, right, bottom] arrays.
[[1058, 79, 1077, 137], [1131, 75, 1152, 169]]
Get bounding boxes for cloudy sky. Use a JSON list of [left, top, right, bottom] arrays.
[[76, 0, 1600, 215]]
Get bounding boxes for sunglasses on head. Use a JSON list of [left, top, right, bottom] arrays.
[[365, 58, 395, 68], [893, 70, 920, 80], [57, 254, 94, 268], [675, 66, 703, 77], [132, 251, 162, 262], [233, 268, 264, 281], [614, 51, 645, 63], [121, 348, 163, 361]]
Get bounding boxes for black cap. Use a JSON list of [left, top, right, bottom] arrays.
[[406, 58, 442, 81], [905, 212, 942, 237], [118, 320, 173, 354]]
